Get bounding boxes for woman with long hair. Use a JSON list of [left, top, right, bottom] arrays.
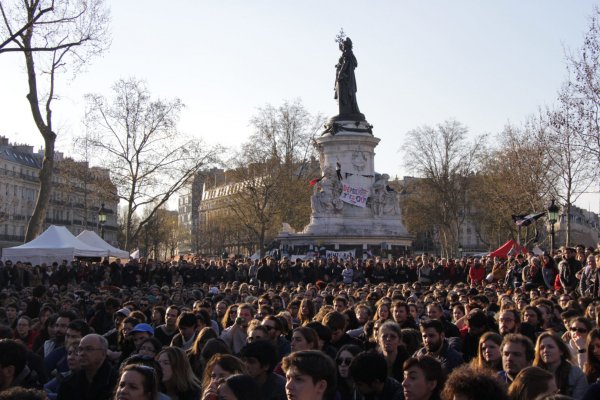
[[533, 331, 588, 399], [200, 354, 247, 400], [567, 317, 593, 369], [336, 344, 362, 400], [221, 304, 238, 330], [508, 366, 557, 400], [374, 302, 391, 323], [187, 327, 218, 379], [471, 332, 503, 371], [298, 298, 315, 326], [156, 347, 201, 400], [583, 328, 600, 383]]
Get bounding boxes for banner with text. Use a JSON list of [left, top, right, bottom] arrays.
[[340, 184, 369, 207], [326, 249, 356, 259]]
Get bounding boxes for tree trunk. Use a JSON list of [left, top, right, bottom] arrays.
[[26, 137, 55, 241], [23, 34, 57, 242]]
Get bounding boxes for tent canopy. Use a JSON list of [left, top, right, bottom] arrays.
[[2, 225, 106, 265], [77, 230, 129, 259], [489, 239, 528, 258]]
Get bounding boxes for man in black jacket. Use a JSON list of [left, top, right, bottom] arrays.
[[57, 334, 117, 400]]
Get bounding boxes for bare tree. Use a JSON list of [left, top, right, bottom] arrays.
[[546, 86, 596, 246], [82, 78, 221, 250], [224, 100, 322, 255], [565, 7, 600, 169], [474, 118, 554, 248], [402, 119, 486, 257], [0, 0, 110, 241]]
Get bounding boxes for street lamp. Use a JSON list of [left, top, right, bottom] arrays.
[[98, 203, 107, 239], [547, 199, 559, 255]]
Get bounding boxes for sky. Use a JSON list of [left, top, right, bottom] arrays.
[[1, 0, 599, 213]]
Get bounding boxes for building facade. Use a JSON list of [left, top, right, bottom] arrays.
[[0, 136, 119, 250], [177, 168, 226, 254]]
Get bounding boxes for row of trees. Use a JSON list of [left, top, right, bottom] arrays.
[[402, 9, 600, 256]]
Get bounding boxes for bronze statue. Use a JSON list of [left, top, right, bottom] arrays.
[[334, 37, 361, 116]]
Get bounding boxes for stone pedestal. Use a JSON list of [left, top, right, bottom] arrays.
[[277, 117, 412, 255]]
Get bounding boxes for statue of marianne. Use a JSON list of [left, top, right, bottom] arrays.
[[334, 37, 361, 116]]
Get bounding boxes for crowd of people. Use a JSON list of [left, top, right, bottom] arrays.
[[0, 243, 599, 400]]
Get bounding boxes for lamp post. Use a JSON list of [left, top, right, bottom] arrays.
[[547, 199, 559, 255], [98, 203, 107, 239]]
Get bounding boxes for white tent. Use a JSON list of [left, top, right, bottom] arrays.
[[1, 225, 106, 265], [77, 230, 129, 259]]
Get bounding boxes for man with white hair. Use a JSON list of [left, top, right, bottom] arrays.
[[57, 334, 118, 400]]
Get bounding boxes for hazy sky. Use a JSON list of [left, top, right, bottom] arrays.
[[1, 0, 599, 212]]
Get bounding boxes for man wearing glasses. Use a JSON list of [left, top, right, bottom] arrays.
[[57, 334, 118, 400]]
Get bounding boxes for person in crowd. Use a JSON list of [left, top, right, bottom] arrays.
[[289, 326, 319, 353], [567, 317, 594, 370], [441, 364, 509, 400], [156, 346, 200, 400], [414, 319, 464, 372], [213, 374, 260, 400], [187, 327, 218, 378], [282, 350, 337, 400], [238, 340, 285, 400], [377, 320, 410, 382], [170, 312, 197, 351], [43, 341, 80, 400], [0, 339, 42, 390], [45, 319, 91, 377], [349, 351, 403, 400], [426, 303, 460, 338], [498, 309, 535, 343], [322, 311, 361, 351], [499, 334, 535, 384], [393, 301, 419, 330], [507, 366, 558, 400], [57, 334, 118, 400], [472, 332, 503, 371], [220, 304, 254, 354], [261, 315, 291, 360], [201, 354, 247, 400], [583, 327, 600, 383], [113, 364, 159, 400], [14, 316, 38, 351], [401, 355, 445, 400], [298, 299, 315, 327], [335, 344, 362, 400], [462, 309, 491, 362], [154, 306, 180, 347], [533, 331, 588, 399], [129, 323, 154, 354], [137, 337, 162, 359]]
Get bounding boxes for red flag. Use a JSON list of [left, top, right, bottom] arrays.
[[309, 177, 323, 186]]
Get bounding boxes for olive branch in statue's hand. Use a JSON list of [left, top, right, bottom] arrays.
[[335, 28, 346, 45]]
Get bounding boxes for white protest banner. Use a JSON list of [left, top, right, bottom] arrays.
[[326, 249, 356, 259], [339, 184, 369, 207]]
